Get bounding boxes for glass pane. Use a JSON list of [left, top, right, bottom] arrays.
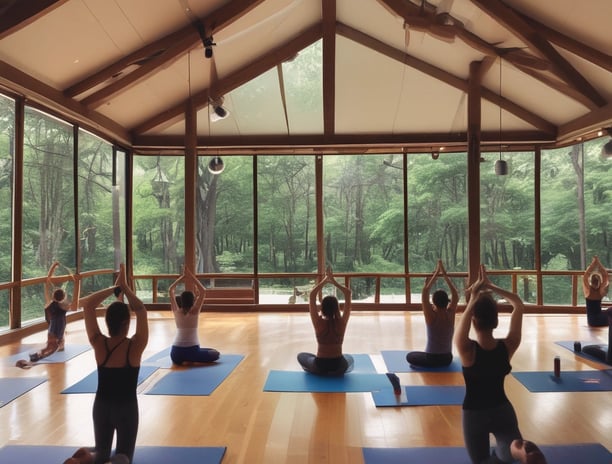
[[259, 277, 314, 305], [583, 138, 611, 268], [323, 154, 405, 274], [541, 145, 583, 271], [132, 155, 185, 275], [0, 94, 14, 284], [78, 129, 115, 272], [283, 40, 323, 134], [480, 151, 534, 271], [196, 155, 253, 273], [407, 152, 468, 273], [22, 107, 76, 283], [257, 155, 316, 273]]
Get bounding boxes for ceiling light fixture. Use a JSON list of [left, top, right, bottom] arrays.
[[209, 96, 229, 122], [208, 156, 225, 174], [194, 20, 216, 59], [495, 57, 508, 176]]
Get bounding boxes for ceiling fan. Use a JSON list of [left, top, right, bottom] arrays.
[[403, 0, 459, 45]]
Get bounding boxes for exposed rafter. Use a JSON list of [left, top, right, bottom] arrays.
[[0, 0, 67, 40], [132, 24, 323, 135], [471, 0, 607, 108], [67, 0, 265, 107]]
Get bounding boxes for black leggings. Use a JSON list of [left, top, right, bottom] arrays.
[[93, 397, 139, 464], [462, 402, 521, 464], [406, 351, 453, 368], [297, 353, 354, 376]]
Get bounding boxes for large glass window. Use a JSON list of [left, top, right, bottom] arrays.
[[132, 155, 185, 276], [541, 139, 611, 305], [323, 154, 405, 301], [480, 151, 535, 272], [197, 155, 253, 274], [0, 95, 14, 329], [407, 152, 468, 273]]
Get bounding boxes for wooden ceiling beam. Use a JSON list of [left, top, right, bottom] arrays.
[[337, 23, 556, 135], [0, 0, 67, 40], [322, 0, 336, 136], [66, 0, 265, 105], [519, 13, 612, 73], [132, 24, 323, 135], [471, 0, 607, 108]]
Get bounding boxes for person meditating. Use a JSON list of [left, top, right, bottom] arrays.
[[169, 266, 220, 365], [297, 266, 353, 376], [582, 256, 610, 327], [406, 259, 458, 368]]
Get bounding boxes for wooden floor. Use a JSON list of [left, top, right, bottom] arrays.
[[1, 311, 611, 463]]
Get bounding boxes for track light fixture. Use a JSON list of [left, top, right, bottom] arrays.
[[209, 96, 229, 122], [208, 156, 225, 174], [194, 20, 216, 59]]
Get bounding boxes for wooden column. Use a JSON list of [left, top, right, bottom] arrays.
[[184, 99, 197, 274], [467, 61, 484, 285]]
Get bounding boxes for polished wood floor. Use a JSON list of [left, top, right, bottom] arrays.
[[1, 311, 611, 463]]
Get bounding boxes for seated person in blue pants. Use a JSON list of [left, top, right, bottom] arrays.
[[169, 267, 220, 365], [406, 259, 458, 368], [297, 266, 353, 376]]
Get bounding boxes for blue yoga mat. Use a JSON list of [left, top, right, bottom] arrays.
[[145, 354, 244, 396], [381, 350, 462, 373], [143, 347, 174, 368], [362, 443, 611, 464], [264, 370, 390, 393], [513, 369, 612, 392], [5, 344, 91, 366], [61, 365, 158, 394], [0, 377, 47, 408], [372, 385, 465, 407], [0, 445, 227, 464], [556, 340, 610, 367]]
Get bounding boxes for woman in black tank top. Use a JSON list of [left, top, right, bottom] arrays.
[[455, 265, 546, 464], [64, 264, 148, 464]]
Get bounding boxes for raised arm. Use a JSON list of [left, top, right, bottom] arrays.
[[439, 261, 459, 311], [489, 284, 524, 358], [325, 267, 352, 322], [309, 273, 329, 324], [117, 264, 148, 355], [454, 265, 487, 364], [79, 285, 117, 345], [168, 273, 183, 313], [184, 267, 206, 315], [421, 262, 440, 323]]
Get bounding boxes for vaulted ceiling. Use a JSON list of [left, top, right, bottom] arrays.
[[0, 0, 611, 154]]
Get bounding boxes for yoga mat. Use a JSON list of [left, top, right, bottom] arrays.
[[0, 445, 227, 464], [145, 354, 244, 396], [513, 369, 612, 392], [362, 443, 611, 464], [556, 340, 610, 367], [143, 347, 174, 368], [372, 385, 465, 407], [61, 365, 159, 394], [381, 350, 462, 373], [0, 377, 47, 408], [5, 344, 91, 366], [263, 371, 390, 392]]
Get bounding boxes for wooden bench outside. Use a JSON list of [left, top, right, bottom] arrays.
[[203, 287, 255, 305]]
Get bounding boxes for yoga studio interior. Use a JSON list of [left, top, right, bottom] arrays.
[[0, 1, 611, 463]]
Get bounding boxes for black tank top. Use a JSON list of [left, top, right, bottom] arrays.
[[96, 338, 140, 402], [462, 340, 511, 410]]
